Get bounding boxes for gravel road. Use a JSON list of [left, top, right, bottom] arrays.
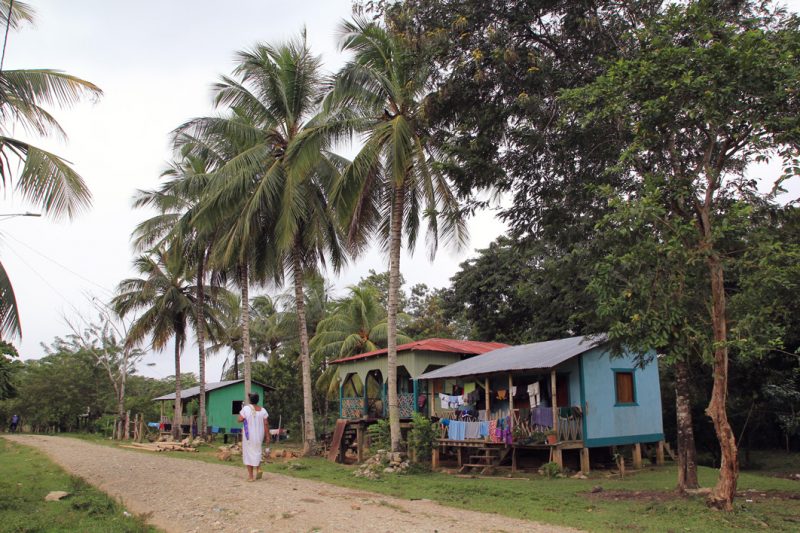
[[5, 435, 581, 533]]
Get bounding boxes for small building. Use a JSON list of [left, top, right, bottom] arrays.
[[331, 338, 508, 420], [418, 334, 665, 473], [153, 379, 273, 436]]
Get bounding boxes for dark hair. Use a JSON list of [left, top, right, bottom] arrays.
[[248, 393, 260, 405]]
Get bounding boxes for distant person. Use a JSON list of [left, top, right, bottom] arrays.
[[238, 393, 269, 482], [9, 414, 19, 433]]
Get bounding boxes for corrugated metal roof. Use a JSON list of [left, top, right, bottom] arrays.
[[153, 379, 273, 401], [330, 338, 509, 364], [418, 334, 607, 380]]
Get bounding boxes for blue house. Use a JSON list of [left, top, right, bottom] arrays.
[[418, 334, 664, 473]]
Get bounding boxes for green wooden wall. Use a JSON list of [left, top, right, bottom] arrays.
[[206, 382, 267, 431]]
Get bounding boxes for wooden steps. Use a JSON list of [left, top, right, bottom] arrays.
[[458, 446, 511, 474]]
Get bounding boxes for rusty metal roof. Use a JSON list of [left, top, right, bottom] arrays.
[[330, 338, 509, 364]]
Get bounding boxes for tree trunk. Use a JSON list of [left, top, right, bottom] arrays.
[[195, 253, 208, 439], [704, 248, 738, 510], [233, 352, 240, 380], [386, 183, 405, 452], [240, 262, 252, 400], [172, 341, 182, 441], [292, 250, 316, 455], [675, 356, 699, 491]]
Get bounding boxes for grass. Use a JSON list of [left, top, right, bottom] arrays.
[[0, 437, 159, 533], [35, 434, 800, 531]]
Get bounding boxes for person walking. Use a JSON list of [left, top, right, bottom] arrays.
[[9, 414, 19, 433], [237, 393, 269, 481]]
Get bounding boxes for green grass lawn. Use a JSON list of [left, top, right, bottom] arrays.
[[0, 437, 159, 533], [30, 434, 800, 532]]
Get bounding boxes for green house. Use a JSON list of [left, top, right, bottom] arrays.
[[153, 379, 273, 435], [332, 339, 507, 420]]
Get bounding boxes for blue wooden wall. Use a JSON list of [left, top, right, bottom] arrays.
[[578, 346, 664, 447]]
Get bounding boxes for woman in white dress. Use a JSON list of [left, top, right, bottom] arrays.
[[238, 392, 269, 481]]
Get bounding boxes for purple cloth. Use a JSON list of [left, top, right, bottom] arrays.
[[531, 406, 553, 428]]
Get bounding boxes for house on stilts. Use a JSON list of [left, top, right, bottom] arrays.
[[417, 334, 665, 473]]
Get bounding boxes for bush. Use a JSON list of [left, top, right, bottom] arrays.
[[367, 419, 391, 451], [407, 413, 437, 464], [540, 461, 561, 478]]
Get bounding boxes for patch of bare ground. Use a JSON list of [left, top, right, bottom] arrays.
[[5, 435, 581, 533]]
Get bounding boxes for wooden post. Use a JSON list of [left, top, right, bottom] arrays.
[[580, 447, 591, 474], [512, 447, 517, 473], [356, 424, 365, 463], [508, 373, 514, 423], [550, 370, 558, 438], [633, 443, 643, 470], [457, 447, 463, 467], [432, 446, 440, 469], [552, 446, 563, 469], [125, 410, 131, 440], [484, 377, 490, 415], [656, 440, 665, 465]]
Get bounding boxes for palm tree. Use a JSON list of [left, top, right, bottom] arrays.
[[0, 1, 102, 339], [112, 246, 219, 440], [131, 151, 225, 439], [187, 35, 346, 454], [310, 284, 411, 360], [325, 17, 468, 451]]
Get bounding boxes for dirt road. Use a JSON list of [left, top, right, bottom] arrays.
[[6, 435, 580, 533]]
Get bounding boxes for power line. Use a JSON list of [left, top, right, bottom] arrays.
[[3, 231, 115, 296], [3, 239, 74, 310]]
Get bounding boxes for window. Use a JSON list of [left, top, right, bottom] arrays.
[[231, 400, 243, 415], [614, 371, 636, 405]]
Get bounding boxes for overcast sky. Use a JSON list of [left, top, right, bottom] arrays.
[[0, 0, 507, 380]]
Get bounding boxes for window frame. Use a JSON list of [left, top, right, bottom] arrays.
[[612, 368, 638, 406]]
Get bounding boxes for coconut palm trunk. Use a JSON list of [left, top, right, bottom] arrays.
[[195, 252, 208, 439], [239, 261, 252, 400], [173, 340, 183, 441], [386, 183, 405, 452], [292, 249, 316, 454]]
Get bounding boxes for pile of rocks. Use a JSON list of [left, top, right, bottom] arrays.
[[354, 450, 410, 479]]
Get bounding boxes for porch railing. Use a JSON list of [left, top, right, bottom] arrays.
[[341, 397, 364, 419]]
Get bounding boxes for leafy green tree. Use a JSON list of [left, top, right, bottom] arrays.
[[0, 340, 19, 400], [327, 16, 467, 451], [404, 284, 464, 340], [0, 1, 102, 338], [563, 1, 800, 509]]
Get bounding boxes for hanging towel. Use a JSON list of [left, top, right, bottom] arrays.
[[464, 421, 481, 439], [528, 382, 541, 407], [496, 389, 507, 400]]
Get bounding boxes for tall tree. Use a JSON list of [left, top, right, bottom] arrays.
[[132, 151, 223, 439], [112, 247, 218, 440], [0, 1, 102, 338], [327, 16, 467, 451], [198, 35, 346, 454], [562, 1, 800, 509]]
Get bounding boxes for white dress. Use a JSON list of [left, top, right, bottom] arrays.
[[239, 404, 268, 467]]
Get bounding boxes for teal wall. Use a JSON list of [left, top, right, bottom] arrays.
[[206, 382, 267, 431], [579, 347, 664, 447]]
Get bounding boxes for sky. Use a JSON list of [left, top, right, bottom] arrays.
[[0, 0, 507, 380]]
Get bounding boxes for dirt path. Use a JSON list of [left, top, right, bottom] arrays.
[[5, 435, 580, 533]]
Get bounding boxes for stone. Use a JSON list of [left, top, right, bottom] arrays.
[[351, 504, 361, 510], [44, 491, 69, 501], [572, 472, 588, 480], [591, 485, 603, 493]]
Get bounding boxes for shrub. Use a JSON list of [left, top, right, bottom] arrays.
[[407, 413, 437, 464], [540, 461, 561, 478], [367, 419, 391, 451]]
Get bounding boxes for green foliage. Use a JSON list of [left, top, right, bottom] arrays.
[[367, 419, 392, 452], [539, 461, 561, 478], [407, 413, 437, 464]]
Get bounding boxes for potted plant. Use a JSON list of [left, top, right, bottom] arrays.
[[545, 429, 557, 444]]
